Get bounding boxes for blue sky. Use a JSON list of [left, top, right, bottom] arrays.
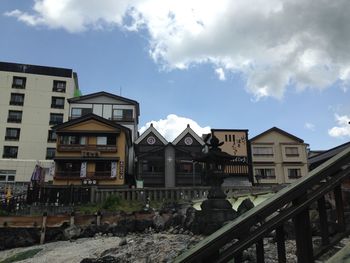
[[1, 0, 350, 150]]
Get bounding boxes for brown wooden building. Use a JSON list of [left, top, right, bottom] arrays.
[[52, 113, 132, 186]]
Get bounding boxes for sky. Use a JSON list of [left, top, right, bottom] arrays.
[[1, 0, 350, 150]]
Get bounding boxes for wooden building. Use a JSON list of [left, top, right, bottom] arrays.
[[52, 113, 131, 186], [134, 124, 205, 187]]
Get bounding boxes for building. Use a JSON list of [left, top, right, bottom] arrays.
[[250, 127, 308, 185], [203, 129, 252, 186], [52, 113, 131, 186], [134, 124, 205, 187], [0, 61, 80, 183], [67, 91, 139, 175]]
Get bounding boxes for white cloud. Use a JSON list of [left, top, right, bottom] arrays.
[[305, 122, 315, 131], [5, 0, 350, 99], [139, 114, 211, 142], [215, 68, 226, 81], [328, 114, 350, 138]]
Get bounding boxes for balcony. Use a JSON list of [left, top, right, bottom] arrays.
[[5, 136, 19, 141], [57, 144, 117, 153], [54, 171, 115, 180], [110, 117, 134, 122], [9, 101, 24, 106]]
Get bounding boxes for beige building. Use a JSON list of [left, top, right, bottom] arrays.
[[0, 61, 79, 183], [250, 127, 308, 185]]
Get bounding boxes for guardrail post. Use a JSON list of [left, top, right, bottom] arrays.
[[276, 225, 286, 263], [293, 195, 314, 263], [96, 211, 101, 226], [256, 239, 265, 263], [40, 212, 47, 245], [90, 186, 96, 203], [70, 211, 75, 226]]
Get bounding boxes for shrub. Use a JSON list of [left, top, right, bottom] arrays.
[[102, 195, 121, 210]]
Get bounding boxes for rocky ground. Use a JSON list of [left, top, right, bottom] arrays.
[[0, 232, 203, 263]]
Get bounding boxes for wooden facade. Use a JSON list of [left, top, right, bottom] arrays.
[[52, 114, 131, 186]]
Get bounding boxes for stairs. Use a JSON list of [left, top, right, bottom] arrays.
[[175, 146, 350, 262]]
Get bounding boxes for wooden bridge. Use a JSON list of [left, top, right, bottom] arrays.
[[175, 147, 350, 262]]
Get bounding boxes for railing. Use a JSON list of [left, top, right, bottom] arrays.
[[57, 144, 117, 152], [175, 146, 350, 262], [176, 173, 202, 186], [110, 117, 134, 122], [1, 192, 27, 213]]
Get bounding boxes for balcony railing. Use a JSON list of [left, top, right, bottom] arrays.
[[12, 84, 25, 89], [57, 144, 117, 152], [5, 136, 19, 141], [9, 101, 24, 106], [7, 117, 22, 123], [110, 116, 134, 122], [54, 171, 114, 180]]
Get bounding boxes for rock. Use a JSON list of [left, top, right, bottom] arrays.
[[153, 212, 165, 231], [184, 207, 197, 230], [109, 225, 128, 237], [64, 224, 81, 240], [135, 219, 153, 232], [119, 237, 127, 246], [80, 225, 98, 238], [237, 198, 255, 215], [118, 219, 136, 232]]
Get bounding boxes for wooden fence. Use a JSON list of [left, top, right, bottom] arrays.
[[0, 211, 157, 245]]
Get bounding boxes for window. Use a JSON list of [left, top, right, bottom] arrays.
[[255, 168, 275, 179], [97, 136, 116, 145], [51, 97, 65, 109], [7, 110, 22, 123], [177, 161, 193, 173], [225, 134, 235, 142], [252, 147, 273, 156], [5, 128, 20, 141], [12, 76, 26, 89], [3, 146, 18, 158], [71, 108, 92, 119], [288, 168, 301, 179], [112, 109, 133, 121], [10, 93, 25, 106], [285, 147, 299, 157], [46, 148, 56, 159], [49, 113, 63, 125], [60, 135, 86, 145], [142, 160, 164, 173], [47, 130, 57, 142], [0, 170, 16, 182], [53, 80, 66, 92]]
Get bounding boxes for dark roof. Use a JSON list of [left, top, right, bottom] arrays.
[[309, 141, 350, 165], [68, 91, 140, 117], [0, 61, 73, 78], [250, 127, 304, 143], [52, 113, 132, 146]]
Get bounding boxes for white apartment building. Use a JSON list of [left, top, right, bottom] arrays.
[[0, 61, 79, 183], [67, 91, 140, 175]]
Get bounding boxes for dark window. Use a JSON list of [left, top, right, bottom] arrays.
[[255, 168, 276, 179], [46, 148, 56, 159], [51, 97, 65, 109], [142, 160, 164, 173], [5, 128, 20, 141], [288, 168, 301, 179], [71, 107, 92, 119], [47, 130, 57, 142], [96, 136, 116, 145], [0, 170, 16, 182], [53, 80, 66, 92], [9, 93, 25, 106], [3, 146, 18, 158], [49, 113, 63, 125], [112, 109, 133, 121], [7, 110, 22, 123], [95, 162, 112, 172], [12, 76, 26, 89]]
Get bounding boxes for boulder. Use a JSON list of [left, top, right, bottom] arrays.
[[237, 198, 255, 215], [63, 224, 81, 240]]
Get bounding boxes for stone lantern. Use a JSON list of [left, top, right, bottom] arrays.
[[193, 135, 237, 235]]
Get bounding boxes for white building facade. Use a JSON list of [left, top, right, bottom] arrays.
[[0, 61, 79, 183]]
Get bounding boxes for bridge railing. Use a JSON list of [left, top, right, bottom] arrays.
[[175, 147, 350, 263]]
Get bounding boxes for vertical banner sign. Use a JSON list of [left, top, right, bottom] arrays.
[[119, 161, 124, 180], [49, 162, 55, 177], [111, 162, 117, 178], [80, 162, 87, 178]]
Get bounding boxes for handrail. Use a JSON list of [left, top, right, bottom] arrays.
[[175, 146, 350, 262]]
